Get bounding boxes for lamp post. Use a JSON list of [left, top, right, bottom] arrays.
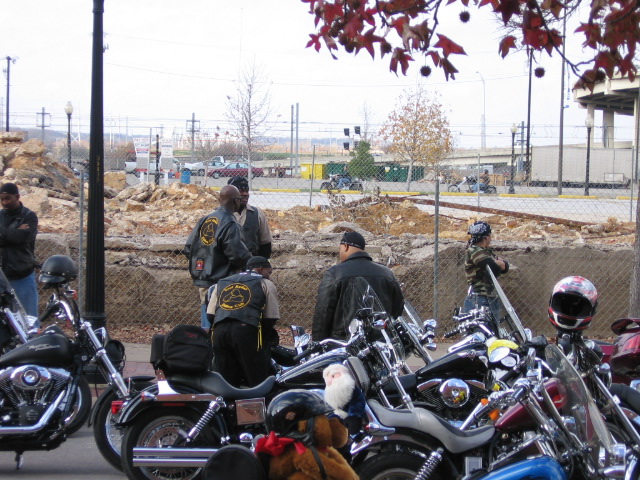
[[65, 102, 73, 168], [584, 115, 594, 196], [509, 123, 518, 194], [476, 71, 486, 150]]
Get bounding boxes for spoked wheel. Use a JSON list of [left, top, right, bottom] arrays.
[[447, 185, 460, 192], [121, 408, 215, 480], [356, 452, 444, 480], [63, 376, 92, 436]]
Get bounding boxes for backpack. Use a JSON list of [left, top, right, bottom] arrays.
[[150, 324, 212, 373]]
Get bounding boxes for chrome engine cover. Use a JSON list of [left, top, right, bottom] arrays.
[[0, 365, 71, 408], [439, 378, 471, 408]]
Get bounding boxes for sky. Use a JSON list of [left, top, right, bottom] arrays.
[[0, 0, 635, 150]]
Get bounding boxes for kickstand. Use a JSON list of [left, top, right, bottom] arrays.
[[15, 452, 24, 470]]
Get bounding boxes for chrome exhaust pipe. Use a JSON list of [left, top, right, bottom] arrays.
[[132, 447, 218, 468], [0, 391, 65, 435]]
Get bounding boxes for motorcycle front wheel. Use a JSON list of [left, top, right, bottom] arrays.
[[121, 408, 215, 480], [356, 452, 444, 480], [447, 185, 460, 193], [63, 376, 92, 436]]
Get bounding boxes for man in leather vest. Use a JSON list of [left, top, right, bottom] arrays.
[[207, 256, 280, 387], [0, 183, 38, 318], [184, 185, 252, 329], [312, 231, 404, 341], [227, 176, 272, 258]]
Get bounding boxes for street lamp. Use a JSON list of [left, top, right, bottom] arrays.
[[584, 115, 594, 196], [509, 123, 518, 194], [64, 101, 73, 168]]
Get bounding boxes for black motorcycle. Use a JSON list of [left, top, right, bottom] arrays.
[[448, 174, 497, 194], [0, 255, 152, 471], [320, 174, 364, 192]]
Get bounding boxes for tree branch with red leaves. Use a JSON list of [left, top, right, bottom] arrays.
[[301, 0, 639, 89]]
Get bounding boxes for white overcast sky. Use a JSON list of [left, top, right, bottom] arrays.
[[0, 0, 634, 149]]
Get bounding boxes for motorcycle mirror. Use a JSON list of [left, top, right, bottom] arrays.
[[523, 328, 533, 342], [294, 333, 311, 349], [348, 319, 360, 335], [525, 347, 536, 369]]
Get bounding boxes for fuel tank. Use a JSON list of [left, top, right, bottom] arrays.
[[415, 344, 488, 381], [0, 333, 73, 369], [277, 349, 348, 389]]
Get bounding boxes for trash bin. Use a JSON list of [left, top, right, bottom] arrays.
[[180, 169, 191, 184]]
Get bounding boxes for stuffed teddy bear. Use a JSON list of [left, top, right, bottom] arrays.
[[256, 389, 359, 480], [323, 363, 366, 435]]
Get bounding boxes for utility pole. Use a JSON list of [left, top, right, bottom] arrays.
[[4, 56, 16, 132], [289, 105, 294, 170], [36, 107, 51, 143], [186, 113, 199, 162], [295, 103, 299, 173]]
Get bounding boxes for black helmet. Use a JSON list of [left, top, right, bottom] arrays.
[[39, 255, 78, 286], [548, 276, 598, 331], [266, 389, 333, 438]]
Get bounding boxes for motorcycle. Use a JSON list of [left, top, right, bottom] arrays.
[[448, 175, 497, 194], [609, 317, 640, 389], [0, 255, 152, 471], [117, 278, 436, 480], [320, 174, 364, 192]]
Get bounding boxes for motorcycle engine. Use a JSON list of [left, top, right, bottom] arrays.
[[0, 365, 71, 425], [416, 378, 488, 423]]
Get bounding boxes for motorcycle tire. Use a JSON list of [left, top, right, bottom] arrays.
[[63, 376, 92, 436], [93, 379, 155, 471], [487, 186, 497, 194], [320, 182, 331, 190], [447, 185, 460, 193], [353, 183, 363, 192], [356, 451, 445, 480], [121, 407, 216, 480]]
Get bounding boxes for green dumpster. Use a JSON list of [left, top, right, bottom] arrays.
[[326, 162, 347, 177], [384, 164, 408, 182], [411, 166, 425, 181]]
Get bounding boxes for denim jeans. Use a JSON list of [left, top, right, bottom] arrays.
[[462, 293, 501, 321], [10, 272, 38, 319]]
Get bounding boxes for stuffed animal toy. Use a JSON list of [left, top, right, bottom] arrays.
[[323, 363, 366, 435], [256, 389, 359, 480]]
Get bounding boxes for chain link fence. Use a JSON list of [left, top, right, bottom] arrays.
[[32, 137, 638, 342]]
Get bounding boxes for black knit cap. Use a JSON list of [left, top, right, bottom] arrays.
[[247, 256, 272, 269], [340, 231, 366, 249], [0, 183, 19, 196], [227, 176, 249, 191]]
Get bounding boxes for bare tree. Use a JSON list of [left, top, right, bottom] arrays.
[[360, 101, 375, 144], [380, 86, 454, 191], [225, 61, 274, 183]]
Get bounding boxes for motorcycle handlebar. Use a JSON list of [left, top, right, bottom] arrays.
[[443, 327, 460, 339]]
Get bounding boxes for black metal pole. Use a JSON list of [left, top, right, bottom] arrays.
[[67, 113, 72, 168], [5, 56, 10, 132], [155, 133, 160, 186], [85, 0, 105, 328], [509, 132, 516, 194], [585, 126, 592, 196]]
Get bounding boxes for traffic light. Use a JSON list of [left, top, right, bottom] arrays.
[[354, 126, 361, 135], [354, 141, 360, 149], [343, 142, 350, 150], [344, 128, 350, 137]]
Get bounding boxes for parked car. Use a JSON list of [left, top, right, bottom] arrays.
[[207, 162, 264, 179], [180, 159, 226, 176]]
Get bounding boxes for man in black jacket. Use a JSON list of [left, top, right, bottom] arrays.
[[227, 177, 272, 258], [184, 185, 252, 328], [312, 231, 404, 341], [0, 183, 38, 318]]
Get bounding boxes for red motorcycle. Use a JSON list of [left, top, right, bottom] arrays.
[[609, 317, 640, 388]]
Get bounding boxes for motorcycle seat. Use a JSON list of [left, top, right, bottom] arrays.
[[167, 372, 277, 401], [367, 399, 494, 454]]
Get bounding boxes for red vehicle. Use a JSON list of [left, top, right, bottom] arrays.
[[207, 162, 264, 179]]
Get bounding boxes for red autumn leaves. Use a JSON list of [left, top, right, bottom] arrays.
[[301, 0, 639, 86]]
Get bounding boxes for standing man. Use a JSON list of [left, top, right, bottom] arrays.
[[312, 231, 404, 341], [227, 176, 272, 258], [0, 183, 39, 318], [184, 185, 252, 329], [207, 256, 280, 387], [462, 220, 509, 319]]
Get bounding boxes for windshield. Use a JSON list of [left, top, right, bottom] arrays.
[[485, 266, 528, 344], [544, 344, 614, 469], [346, 277, 405, 361]]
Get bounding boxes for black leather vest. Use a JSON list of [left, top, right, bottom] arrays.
[[213, 272, 266, 327], [242, 208, 260, 255]]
